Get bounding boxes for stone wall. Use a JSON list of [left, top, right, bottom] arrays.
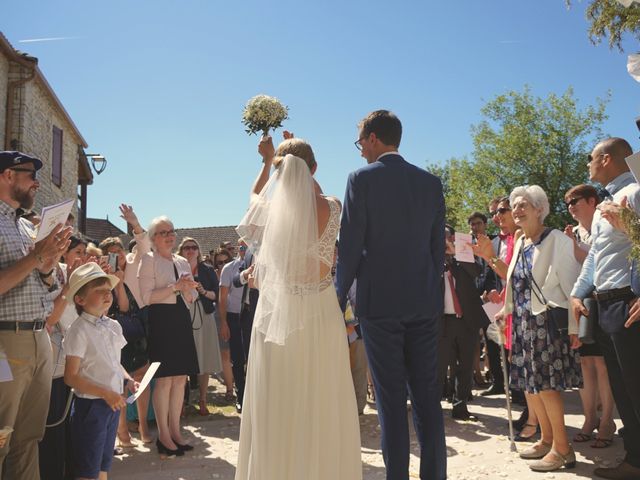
[[0, 53, 8, 148], [21, 78, 83, 220]]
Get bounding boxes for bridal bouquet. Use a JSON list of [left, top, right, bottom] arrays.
[[242, 94, 289, 136]]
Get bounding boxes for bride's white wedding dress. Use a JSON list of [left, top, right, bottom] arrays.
[[234, 155, 362, 480]]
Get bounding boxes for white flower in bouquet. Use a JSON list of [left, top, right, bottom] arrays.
[[242, 94, 289, 136]]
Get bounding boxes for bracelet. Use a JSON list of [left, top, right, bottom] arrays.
[[38, 269, 54, 279], [489, 256, 500, 267]]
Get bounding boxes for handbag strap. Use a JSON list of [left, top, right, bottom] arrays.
[[519, 228, 553, 308]]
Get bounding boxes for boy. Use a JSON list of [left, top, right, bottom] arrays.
[[63, 263, 138, 480]]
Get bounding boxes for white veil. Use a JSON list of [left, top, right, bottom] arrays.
[[236, 154, 322, 345]]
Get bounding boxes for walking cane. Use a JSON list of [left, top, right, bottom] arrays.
[[499, 334, 517, 453], [488, 319, 517, 453]]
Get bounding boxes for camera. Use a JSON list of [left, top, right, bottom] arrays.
[[107, 252, 118, 272]]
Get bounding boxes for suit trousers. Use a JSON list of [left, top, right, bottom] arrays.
[[228, 311, 253, 405], [361, 313, 446, 480], [482, 324, 503, 387], [596, 297, 640, 467], [0, 329, 53, 480], [437, 315, 476, 404]]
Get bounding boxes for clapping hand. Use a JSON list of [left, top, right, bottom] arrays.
[[600, 197, 629, 233], [176, 274, 198, 293], [283, 130, 294, 140], [33, 224, 72, 273], [470, 234, 494, 261]]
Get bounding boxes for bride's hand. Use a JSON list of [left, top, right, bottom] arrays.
[[258, 136, 275, 163]]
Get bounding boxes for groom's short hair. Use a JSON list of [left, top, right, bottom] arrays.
[[359, 110, 402, 148]]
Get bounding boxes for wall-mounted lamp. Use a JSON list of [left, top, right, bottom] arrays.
[[86, 153, 107, 175]]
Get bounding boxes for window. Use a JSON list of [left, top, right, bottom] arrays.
[[52, 126, 63, 187]]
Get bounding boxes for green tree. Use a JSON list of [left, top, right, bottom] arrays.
[[432, 87, 609, 230], [567, 0, 640, 50]]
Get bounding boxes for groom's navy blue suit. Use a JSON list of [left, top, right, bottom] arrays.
[[336, 153, 446, 480]]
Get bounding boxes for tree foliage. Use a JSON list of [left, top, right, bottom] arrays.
[[567, 0, 640, 50], [430, 87, 609, 231]]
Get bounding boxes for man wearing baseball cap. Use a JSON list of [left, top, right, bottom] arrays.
[[0, 151, 73, 479]]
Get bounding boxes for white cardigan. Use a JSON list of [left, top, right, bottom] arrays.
[[503, 229, 581, 335]]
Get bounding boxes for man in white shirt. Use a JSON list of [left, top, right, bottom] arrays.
[[218, 244, 249, 413]]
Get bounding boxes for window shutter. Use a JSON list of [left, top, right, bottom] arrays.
[[52, 126, 63, 187]]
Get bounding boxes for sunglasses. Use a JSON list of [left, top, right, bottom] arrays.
[[181, 245, 198, 251], [215, 260, 227, 266], [489, 210, 498, 216], [9, 167, 37, 180], [239, 246, 247, 251], [497, 207, 511, 215], [565, 197, 583, 208]]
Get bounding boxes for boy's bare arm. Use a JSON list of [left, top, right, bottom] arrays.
[[64, 356, 126, 411]]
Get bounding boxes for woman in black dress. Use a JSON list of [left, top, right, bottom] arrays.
[[138, 216, 199, 457]]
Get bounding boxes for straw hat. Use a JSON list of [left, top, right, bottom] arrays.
[[66, 262, 119, 304]]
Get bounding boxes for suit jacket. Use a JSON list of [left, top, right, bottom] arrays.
[[447, 258, 490, 330], [232, 251, 259, 313], [336, 153, 445, 318]]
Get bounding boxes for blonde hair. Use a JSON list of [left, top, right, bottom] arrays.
[[273, 138, 316, 171], [85, 242, 102, 257]]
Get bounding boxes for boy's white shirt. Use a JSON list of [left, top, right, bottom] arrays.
[[62, 312, 127, 399]]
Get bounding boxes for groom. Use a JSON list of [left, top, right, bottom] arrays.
[[336, 110, 447, 480]]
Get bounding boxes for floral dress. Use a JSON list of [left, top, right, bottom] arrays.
[[509, 244, 582, 393]]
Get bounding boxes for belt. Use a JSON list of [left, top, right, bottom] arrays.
[[592, 286, 634, 303], [0, 321, 46, 332]]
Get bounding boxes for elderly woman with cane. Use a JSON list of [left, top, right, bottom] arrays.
[[496, 185, 583, 472]]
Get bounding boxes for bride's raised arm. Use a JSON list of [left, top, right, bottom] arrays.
[[250, 135, 276, 202]]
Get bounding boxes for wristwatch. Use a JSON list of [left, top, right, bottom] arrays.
[[169, 283, 180, 296]]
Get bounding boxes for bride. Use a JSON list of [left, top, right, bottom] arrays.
[[234, 133, 362, 480]]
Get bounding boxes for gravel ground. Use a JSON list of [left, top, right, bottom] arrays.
[[110, 380, 625, 479]]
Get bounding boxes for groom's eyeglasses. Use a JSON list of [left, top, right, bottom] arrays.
[[354, 138, 364, 151]]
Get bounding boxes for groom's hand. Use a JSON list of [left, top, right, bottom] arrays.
[[258, 136, 275, 163]]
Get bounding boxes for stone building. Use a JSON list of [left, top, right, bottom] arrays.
[[0, 32, 95, 234]]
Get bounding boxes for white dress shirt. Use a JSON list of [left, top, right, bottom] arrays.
[[63, 312, 127, 399]]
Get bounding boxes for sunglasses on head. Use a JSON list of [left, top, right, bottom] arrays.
[[565, 197, 583, 208]]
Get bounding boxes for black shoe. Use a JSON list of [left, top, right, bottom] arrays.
[[156, 439, 184, 457], [513, 406, 529, 431], [594, 461, 640, 479], [451, 402, 478, 421], [514, 424, 540, 442], [480, 385, 505, 397], [173, 440, 194, 452], [235, 402, 242, 414]]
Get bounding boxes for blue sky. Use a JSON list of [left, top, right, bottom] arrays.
[[3, 1, 639, 230]]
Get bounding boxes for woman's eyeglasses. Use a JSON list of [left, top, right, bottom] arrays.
[[181, 245, 198, 251], [155, 229, 176, 238]]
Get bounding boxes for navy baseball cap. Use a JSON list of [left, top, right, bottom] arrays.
[[0, 151, 43, 172]]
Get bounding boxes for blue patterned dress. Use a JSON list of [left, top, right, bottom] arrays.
[[509, 244, 582, 393]]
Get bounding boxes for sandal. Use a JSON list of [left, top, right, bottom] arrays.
[[367, 384, 376, 403], [591, 437, 613, 448], [572, 431, 593, 443]]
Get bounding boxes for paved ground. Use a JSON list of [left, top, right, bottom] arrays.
[[111, 381, 626, 479]]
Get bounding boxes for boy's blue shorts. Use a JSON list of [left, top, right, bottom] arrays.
[[71, 397, 120, 478]]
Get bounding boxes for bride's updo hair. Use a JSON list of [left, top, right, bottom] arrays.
[[273, 138, 316, 171]]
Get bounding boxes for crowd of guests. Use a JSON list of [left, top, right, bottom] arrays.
[[440, 136, 640, 477], [1, 135, 640, 480]]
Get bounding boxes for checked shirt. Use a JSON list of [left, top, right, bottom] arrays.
[[0, 200, 53, 323]]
